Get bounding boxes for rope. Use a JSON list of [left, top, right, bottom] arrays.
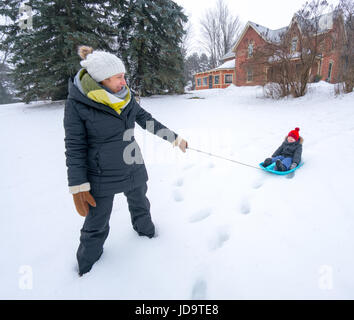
[[187, 146, 263, 171]]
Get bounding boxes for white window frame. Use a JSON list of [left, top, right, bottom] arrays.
[[203, 77, 208, 86], [247, 69, 253, 82], [327, 61, 334, 82], [331, 34, 336, 50], [248, 43, 254, 58], [291, 37, 298, 53], [318, 58, 323, 75], [265, 67, 269, 81], [197, 78, 201, 86]]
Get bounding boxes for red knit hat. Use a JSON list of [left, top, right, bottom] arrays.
[[288, 127, 300, 141]]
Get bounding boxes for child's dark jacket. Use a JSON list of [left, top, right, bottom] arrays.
[[272, 137, 304, 165]]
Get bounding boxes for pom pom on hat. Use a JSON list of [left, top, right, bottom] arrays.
[[288, 127, 300, 141], [77, 45, 126, 82], [78, 45, 94, 60]]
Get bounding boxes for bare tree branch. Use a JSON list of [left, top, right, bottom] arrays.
[[199, 0, 242, 68]]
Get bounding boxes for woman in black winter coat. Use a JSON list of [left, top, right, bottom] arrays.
[[63, 45, 188, 276]]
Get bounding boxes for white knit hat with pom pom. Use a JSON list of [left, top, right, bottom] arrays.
[[77, 45, 126, 82]]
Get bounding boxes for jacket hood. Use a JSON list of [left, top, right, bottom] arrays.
[[68, 76, 89, 103]]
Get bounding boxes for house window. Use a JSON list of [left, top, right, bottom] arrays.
[[318, 59, 322, 75], [327, 62, 333, 82], [248, 43, 254, 58], [197, 78, 201, 86], [203, 77, 208, 86], [265, 67, 269, 81], [331, 35, 336, 50], [247, 69, 253, 82], [214, 75, 220, 84], [291, 37, 298, 53], [225, 74, 233, 84]]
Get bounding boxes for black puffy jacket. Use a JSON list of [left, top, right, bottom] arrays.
[[272, 137, 304, 165], [63, 77, 178, 196]]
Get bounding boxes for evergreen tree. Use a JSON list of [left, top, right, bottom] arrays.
[[0, 0, 122, 102], [0, 0, 187, 102], [116, 0, 187, 96], [184, 52, 212, 89], [0, 62, 17, 104], [184, 53, 199, 89], [199, 53, 211, 71]]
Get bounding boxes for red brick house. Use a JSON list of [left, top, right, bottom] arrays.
[[195, 10, 346, 89]]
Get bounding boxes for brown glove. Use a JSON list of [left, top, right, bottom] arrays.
[[172, 136, 188, 153], [179, 139, 188, 153], [73, 191, 97, 217]]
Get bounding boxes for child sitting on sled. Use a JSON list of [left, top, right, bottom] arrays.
[[262, 127, 303, 172]]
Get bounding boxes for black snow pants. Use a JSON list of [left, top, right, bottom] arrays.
[[76, 182, 155, 275]]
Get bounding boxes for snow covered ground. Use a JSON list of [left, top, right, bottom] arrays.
[[1, 82, 354, 299]]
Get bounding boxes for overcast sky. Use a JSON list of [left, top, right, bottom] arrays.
[[174, 0, 339, 55]]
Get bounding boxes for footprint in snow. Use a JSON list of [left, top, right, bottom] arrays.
[[252, 179, 263, 189], [209, 229, 230, 251], [252, 177, 264, 189], [189, 208, 212, 223], [183, 163, 195, 170], [191, 279, 207, 300], [240, 198, 251, 214], [173, 189, 184, 202], [207, 162, 215, 169], [173, 178, 184, 187]]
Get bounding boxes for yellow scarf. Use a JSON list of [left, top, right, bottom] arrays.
[[77, 68, 131, 115]]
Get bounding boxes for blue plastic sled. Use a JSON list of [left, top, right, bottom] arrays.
[[259, 161, 304, 175]]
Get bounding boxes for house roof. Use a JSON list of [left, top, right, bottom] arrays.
[[232, 10, 340, 52], [231, 21, 288, 52], [220, 50, 235, 61], [248, 22, 288, 43], [193, 59, 235, 76], [292, 11, 336, 34], [213, 59, 235, 70]]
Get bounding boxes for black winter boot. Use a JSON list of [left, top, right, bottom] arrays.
[[275, 160, 287, 171], [78, 250, 104, 277], [263, 158, 272, 167]]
